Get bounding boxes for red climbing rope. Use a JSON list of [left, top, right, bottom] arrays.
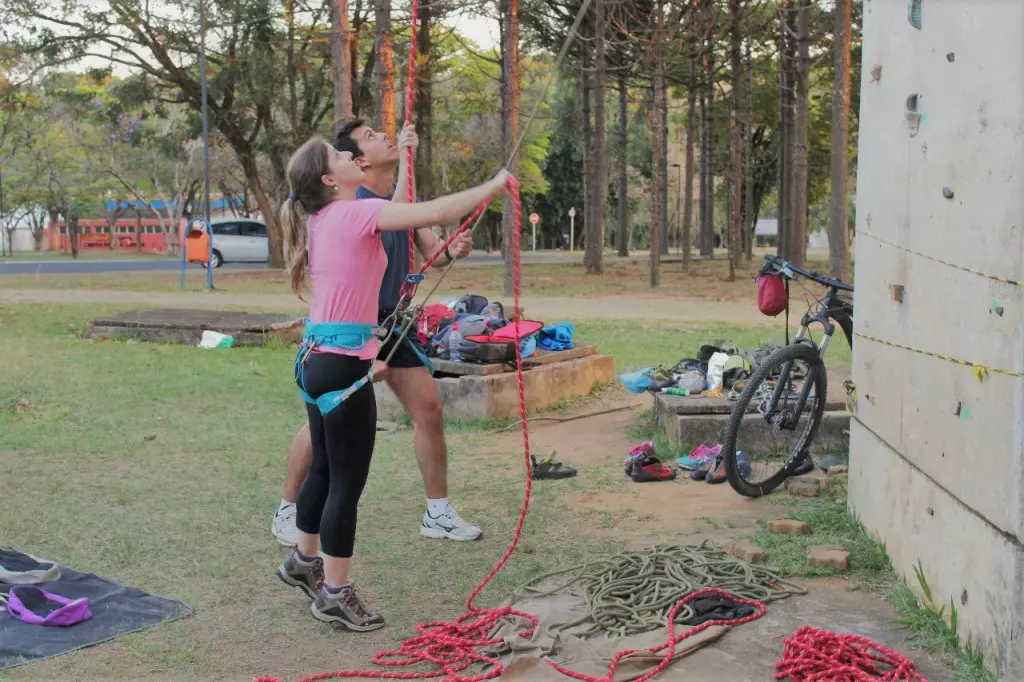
[[774, 626, 928, 682], [404, 0, 419, 274]]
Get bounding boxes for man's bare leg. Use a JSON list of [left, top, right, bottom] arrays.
[[272, 424, 312, 546], [387, 366, 482, 541], [387, 367, 447, 499]]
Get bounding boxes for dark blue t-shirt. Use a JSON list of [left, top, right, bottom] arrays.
[[356, 184, 409, 312]]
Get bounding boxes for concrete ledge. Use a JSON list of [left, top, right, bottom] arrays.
[[850, 420, 1024, 678], [90, 308, 303, 347], [660, 408, 850, 452], [376, 354, 616, 421]]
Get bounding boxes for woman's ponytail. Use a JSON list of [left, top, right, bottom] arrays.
[[280, 196, 307, 295]]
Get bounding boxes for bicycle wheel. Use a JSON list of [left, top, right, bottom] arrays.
[[722, 342, 827, 498]]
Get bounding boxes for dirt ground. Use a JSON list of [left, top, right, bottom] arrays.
[[469, 395, 955, 681]]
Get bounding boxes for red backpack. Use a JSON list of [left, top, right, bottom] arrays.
[[756, 273, 788, 317], [416, 304, 456, 345]]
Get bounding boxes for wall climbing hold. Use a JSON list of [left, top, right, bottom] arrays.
[[942, 186, 955, 199], [889, 284, 906, 303], [871, 64, 883, 82], [946, 52, 955, 62], [908, 0, 923, 29]]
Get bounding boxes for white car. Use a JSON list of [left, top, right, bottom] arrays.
[[197, 218, 269, 268]]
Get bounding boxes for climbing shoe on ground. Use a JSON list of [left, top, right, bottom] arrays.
[[706, 451, 751, 484], [310, 583, 386, 632], [420, 504, 483, 541], [790, 452, 815, 476], [680, 594, 758, 625], [630, 455, 677, 482], [531, 454, 577, 480], [676, 443, 722, 470], [818, 453, 848, 472], [690, 457, 718, 481], [276, 548, 324, 601], [624, 441, 655, 475]]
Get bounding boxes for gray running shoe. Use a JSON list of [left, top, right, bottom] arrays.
[[276, 549, 324, 600], [310, 583, 386, 632]]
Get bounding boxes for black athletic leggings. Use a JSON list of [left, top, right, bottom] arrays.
[[294, 351, 376, 558]]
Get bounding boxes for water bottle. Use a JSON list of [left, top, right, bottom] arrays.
[[662, 387, 690, 396], [449, 322, 463, 362]]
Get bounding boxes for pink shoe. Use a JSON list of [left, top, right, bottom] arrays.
[[624, 441, 656, 475]]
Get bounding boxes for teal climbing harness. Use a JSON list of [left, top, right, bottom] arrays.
[[294, 315, 434, 416], [294, 319, 383, 416]]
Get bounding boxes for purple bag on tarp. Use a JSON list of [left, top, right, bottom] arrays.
[[3, 585, 92, 627]]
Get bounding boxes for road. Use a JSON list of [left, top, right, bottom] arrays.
[[0, 252, 682, 275]]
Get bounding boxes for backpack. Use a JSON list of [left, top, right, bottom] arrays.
[[756, 273, 788, 317], [452, 294, 490, 315], [417, 304, 457, 346]]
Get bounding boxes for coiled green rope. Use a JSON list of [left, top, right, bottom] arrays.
[[515, 543, 806, 638]]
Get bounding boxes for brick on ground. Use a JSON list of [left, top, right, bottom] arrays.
[[808, 546, 850, 570], [786, 477, 822, 497], [767, 519, 808, 535], [730, 542, 766, 564]]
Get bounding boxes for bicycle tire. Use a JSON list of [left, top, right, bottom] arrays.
[[723, 342, 827, 498]]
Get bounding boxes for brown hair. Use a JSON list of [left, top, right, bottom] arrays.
[[279, 137, 332, 295]]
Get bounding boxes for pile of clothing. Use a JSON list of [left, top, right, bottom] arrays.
[[620, 340, 782, 397], [416, 293, 575, 365]]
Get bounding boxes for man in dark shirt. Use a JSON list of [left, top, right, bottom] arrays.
[[273, 119, 481, 545]]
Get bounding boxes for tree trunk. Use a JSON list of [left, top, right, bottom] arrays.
[[68, 212, 79, 259], [744, 35, 754, 261], [650, 7, 665, 289], [617, 74, 629, 257], [659, 76, 669, 255], [791, 0, 810, 267], [581, 49, 592, 256], [332, 0, 354, 132], [374, 0, 395, 138], [728, 0, 743, 280], [682, 51, 697, 272], [699, 8, 716, 259], [586, 0, 606, 273], [501, 0, 520, 297], [135, 209, 143, 252], [829, 0, 852, 281], [778, 0, 795, 259], [414, 3, 435, 199]]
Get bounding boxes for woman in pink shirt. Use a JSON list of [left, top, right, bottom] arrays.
[[273, 135, 508, 631]]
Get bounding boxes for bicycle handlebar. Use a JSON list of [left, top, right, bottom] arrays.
[[763, 254, 854, 292]]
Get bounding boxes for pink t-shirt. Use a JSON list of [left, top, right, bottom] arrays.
[[307, 198, 389, 360]]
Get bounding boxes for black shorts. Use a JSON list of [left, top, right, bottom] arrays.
[[377, 310, 427, 369]]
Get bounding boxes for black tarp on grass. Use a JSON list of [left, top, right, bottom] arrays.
[[1, 548, 192, 670]]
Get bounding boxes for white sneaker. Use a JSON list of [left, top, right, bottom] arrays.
[[272, 503, 298, 546], [420, 504, 482, 541]]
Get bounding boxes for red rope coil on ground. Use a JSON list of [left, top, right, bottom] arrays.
[[774, 626, 928, 682]]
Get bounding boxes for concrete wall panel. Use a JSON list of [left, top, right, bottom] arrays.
[[850, 421, 1023, 677], [854, 0, 1024, 675]]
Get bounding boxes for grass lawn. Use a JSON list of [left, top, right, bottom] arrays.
[[0, 302, 809, 679]]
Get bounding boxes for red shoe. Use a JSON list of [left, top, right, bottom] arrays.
[[630, 455, 677, 482]]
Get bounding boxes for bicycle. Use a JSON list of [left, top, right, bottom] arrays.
[[722, 253, 855, 498]]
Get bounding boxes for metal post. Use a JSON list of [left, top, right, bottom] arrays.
[[200, 0, 214, 291], [0, 163, 6, 257]]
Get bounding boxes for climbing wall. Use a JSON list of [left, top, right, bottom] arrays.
[[850, 0, 1024, 676]]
